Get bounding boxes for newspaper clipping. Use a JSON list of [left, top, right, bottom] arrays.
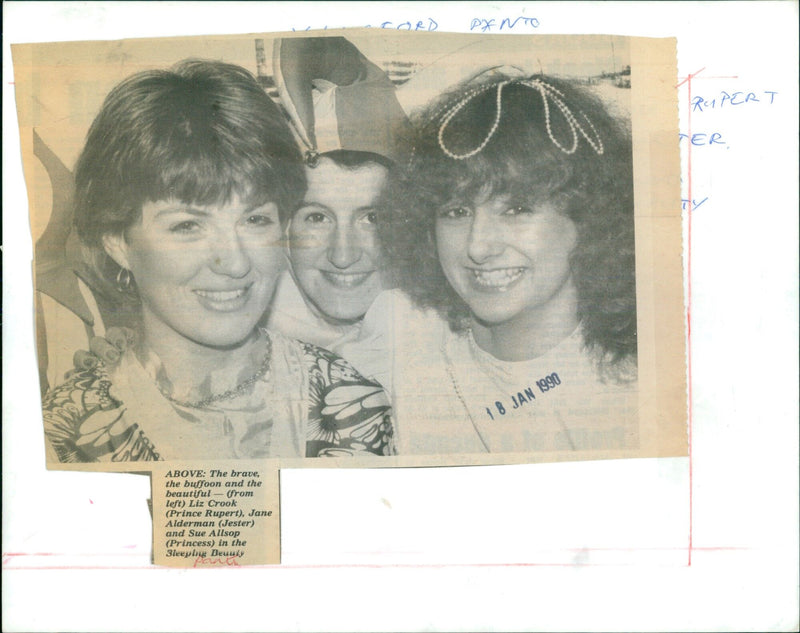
[[12, 29, 685, 565]]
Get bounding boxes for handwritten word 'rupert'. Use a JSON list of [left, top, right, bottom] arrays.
[[470, 16, 540, 32], [692, 90, 778, 112]]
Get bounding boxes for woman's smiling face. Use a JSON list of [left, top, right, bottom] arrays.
[[288, 157, 388, 323], [435, 192, 578, 327], [104, 195, 285, 351]]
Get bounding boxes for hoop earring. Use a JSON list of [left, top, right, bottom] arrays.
[[116, 267, 133, 292]]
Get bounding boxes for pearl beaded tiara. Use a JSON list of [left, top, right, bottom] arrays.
[[435, 78, 605, 160]]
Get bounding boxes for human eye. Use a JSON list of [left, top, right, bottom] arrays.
[[244, 213, 275, 228], [301, 210, 331, 224], [437, 205, 472, 220], [168, 219, 202, 234], [358, 210, 378, 225], [503, 204, 536, 217]]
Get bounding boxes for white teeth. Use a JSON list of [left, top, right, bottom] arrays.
[[471, 268, 526, 289], [321, 271, 372, 288], [194, 289, 246, 301]]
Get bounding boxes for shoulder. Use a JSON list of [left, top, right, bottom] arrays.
[[263, 328, 379, 388], [43, 362, 119, 414], [299, 339, 373, 386], [293, 339, 395, 457], [42, 363, 124, 462], [43, 361, 162, 463]]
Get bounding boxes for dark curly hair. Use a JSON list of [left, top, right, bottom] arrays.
[[381, 73, 636, 372], [73, 59, 305, 306]]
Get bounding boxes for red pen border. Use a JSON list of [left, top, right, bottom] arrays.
[[5, 69, 735, 574]]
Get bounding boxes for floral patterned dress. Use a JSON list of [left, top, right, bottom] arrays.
[[43, 330, 395, 462]]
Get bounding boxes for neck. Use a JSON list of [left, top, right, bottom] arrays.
[[300, 287, 365, 332], [471, 279, 580, 362], [137, 312, 265, 402]]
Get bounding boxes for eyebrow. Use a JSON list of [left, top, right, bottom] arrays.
[[296, 201, 379, 214], [153, 207, 211, 219], [296, 201, 330, 213], [154, 202, 276, 219]]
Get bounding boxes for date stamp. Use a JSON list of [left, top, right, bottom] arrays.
[[484, 372, 561, 420]]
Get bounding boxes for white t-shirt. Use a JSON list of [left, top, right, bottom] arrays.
[[352, 291, 639, 456]]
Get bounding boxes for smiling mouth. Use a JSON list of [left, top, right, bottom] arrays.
[[320, 271, 374, 289], [194, 286, 251, 311], [469, 267, 527, 291]]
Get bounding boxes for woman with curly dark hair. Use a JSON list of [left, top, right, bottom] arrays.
[[380, 71, 639, 455]]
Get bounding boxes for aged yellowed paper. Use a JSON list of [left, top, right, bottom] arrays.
[[152, 462, 280, 567], [12, 30, 685, 474]]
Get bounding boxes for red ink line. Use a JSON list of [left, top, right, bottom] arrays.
[[676, 67, 705, 88], [685, 69, 696, 568], [678, 74, 739, 84], [675, 67, 705, 568], [686, 72, 693, 567], [1, 552, 143, 557], [3, 547, 749, 571], [676, 65, 742, 567], [3, 546, 746, 558], [1, 562, 687, 571]]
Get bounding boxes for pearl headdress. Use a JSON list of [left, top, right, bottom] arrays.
[[436, 78, 604, 160]]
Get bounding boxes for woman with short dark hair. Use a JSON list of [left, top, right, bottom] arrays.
[[43, 60, 395, 462]]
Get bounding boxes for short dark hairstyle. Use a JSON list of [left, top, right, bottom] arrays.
[[319, 149, 395, 172], [294, 149, 397, 224], [74, 59, 305, 302], [381, 74, 637, 373]]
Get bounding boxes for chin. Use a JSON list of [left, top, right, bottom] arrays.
[[320, 304, 370, 323], [311, 290, 377, 324], [470, 305, 526, 327], [189, 323, 260, 349]]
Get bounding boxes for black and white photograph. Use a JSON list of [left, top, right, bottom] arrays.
[[6, 1, 799, 629], [13, 30, 686, 470]]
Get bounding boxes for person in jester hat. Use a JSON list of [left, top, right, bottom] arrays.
[[266, 36, 411, 391]]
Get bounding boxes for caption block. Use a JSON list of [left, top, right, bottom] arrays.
[[152, 462, 280, 567]]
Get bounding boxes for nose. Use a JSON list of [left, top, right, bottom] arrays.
[[466, 210, 505, 264], [327, 224, 363, 269], [209, 229, 252, 278]]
